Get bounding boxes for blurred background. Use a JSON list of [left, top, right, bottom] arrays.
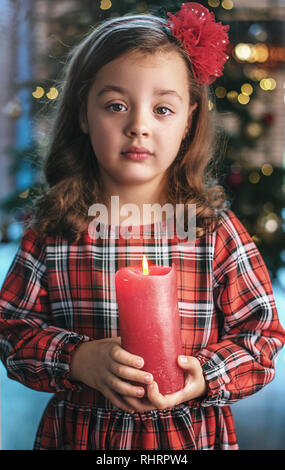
[[0, 0, 285, 450]]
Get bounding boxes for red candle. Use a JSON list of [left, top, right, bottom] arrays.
[[115, 257, 184, 395]]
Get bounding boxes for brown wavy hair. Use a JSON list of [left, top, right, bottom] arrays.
[[31, 13, 227, 242]]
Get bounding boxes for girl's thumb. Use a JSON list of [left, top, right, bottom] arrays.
[[178, 355, 189, 367], [178, 355, 198, 370]]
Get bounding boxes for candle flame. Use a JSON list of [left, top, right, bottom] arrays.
[[142, 256, 149, 275]]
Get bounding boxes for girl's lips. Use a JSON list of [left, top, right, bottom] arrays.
[[122, 152, 152, 161]]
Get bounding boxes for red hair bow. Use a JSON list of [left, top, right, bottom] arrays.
[[167, 2, 230, 85]]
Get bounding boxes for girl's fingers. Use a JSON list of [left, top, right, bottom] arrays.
[[178, 355, 201, 372], [110, 343, 144, 369], [105, 372, 146, 398], [146, 381, 167, 409], [178, 356, 207, 398], [146, 381, 186, 410], [101, 336, 121, 344], [101, 385, 135, 414], [108, 343, 153, 387], [110, 361, 153, 386], [122, 395, 157, 413]]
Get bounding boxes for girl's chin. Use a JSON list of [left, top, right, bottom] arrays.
[[112, 171, 157, 186], [118, 177, 155, 186]]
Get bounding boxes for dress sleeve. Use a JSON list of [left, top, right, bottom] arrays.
[[0, 227, 91, 393], [195, 210, 285, 407]]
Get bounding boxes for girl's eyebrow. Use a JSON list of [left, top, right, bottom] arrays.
[[96, 85, 183, 103]]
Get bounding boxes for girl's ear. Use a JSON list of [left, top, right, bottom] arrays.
[[183, 102, 198, 140], [81, 121, 89, 134], [79, 106, 89, 134]]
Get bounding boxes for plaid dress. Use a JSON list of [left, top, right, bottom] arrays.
[[0, 208, 284, 450]]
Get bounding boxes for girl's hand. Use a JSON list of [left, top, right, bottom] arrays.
[[122, 355, 207, 413], [70, 337, 153, 414]]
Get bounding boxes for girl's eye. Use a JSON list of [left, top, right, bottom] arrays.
[[105, 103, 173, 115], [155, 106, 173, 116], [105, 103, 126, 112]]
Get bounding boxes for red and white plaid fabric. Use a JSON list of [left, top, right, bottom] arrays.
[[0, 209, 284, 450]]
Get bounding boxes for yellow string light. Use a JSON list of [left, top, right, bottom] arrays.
[[254, 44, 269, 62], [262, 163, 274, 176], [241, 83, 253, 96], [19, 188, 30, 199], [227, 90, 238, 102], [234, 43, 269, 63], [215, 86, 227, 98], [249, 171, 260, 184], [222, 0, 234, 10], [246, 122, 263, 138], [32, 87, 45, 99], [46, 88, 59, 100], [100, 0, 112, 10], [238, 93, 250, 105], [208, 0, 220, 7], [235, 43, 252, 61], [260, 78, 276, 91], [264, 214, 279, 233]]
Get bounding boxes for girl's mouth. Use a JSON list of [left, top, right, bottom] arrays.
[[121, 152, 152, 161]]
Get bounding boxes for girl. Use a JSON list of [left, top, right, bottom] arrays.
[[0, 3, 284, 450]]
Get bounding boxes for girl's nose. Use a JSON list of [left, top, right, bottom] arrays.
[[129, 127, 149, 137], [125, 109, 150, 137]]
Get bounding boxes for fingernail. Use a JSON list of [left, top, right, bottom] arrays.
[[179, 355, 188, 363], [136, 358, 143, 367], [144, 374, 152, 383], [136, 388, 144, 397]]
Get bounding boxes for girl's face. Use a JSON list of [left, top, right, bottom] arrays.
[[81, 49, 196, 200]]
